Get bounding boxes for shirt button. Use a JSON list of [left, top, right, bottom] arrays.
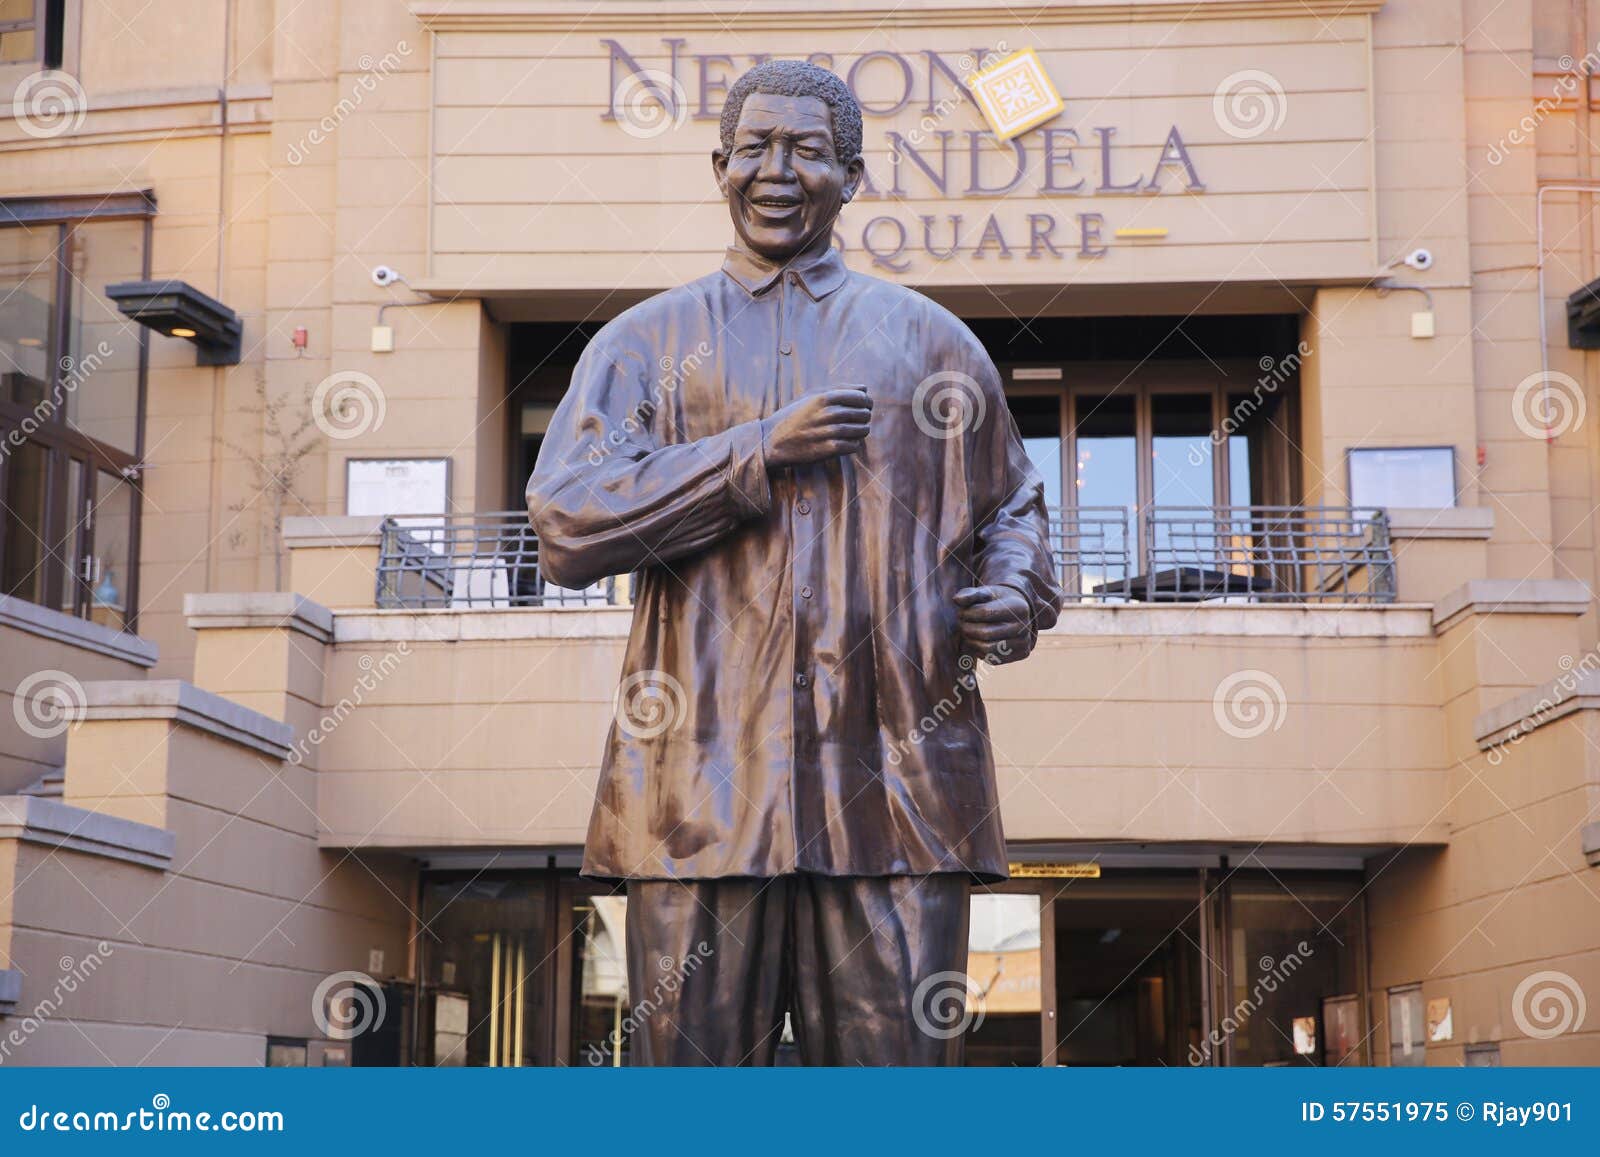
[[795, 672, 810, 688], [780, 342, 793, 355], [796, 499, 811, 515], [799, 585, 813, 599]]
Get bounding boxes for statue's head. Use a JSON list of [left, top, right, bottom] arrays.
[[714, 60, 864, 264]]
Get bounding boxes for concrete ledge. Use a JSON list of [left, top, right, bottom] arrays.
[[1043, 603, 1436, 638], [335, 605, 634, 643], [331, 603, 1438, 644], [0, 795, 174, 870], [1387, 506, 1494, 540], [1475, 669, 1600, 749], [0, 968, 18, 1014], [183, 592, 334, 643], [0, 594, 158, 668], [67, 680, 293, 761], [1433, 579, 1592, 632], [282, 514, 386, 549]]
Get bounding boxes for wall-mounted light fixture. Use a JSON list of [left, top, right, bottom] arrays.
[[105, 280, 242, 366], [1566, 276, 1600, 349]]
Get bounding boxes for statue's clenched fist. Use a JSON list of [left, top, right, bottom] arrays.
[[760, 387, 872, 469], [954, 584, 1035, 664]]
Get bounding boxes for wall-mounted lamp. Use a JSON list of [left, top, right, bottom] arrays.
[[104, 280, 242, 366], [1566, 276, 1600, 349]]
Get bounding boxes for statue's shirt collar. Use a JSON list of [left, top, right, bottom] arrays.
[[721, 243, 848, 301]]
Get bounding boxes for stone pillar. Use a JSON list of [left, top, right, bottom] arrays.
[[282, 515, 385, 610]]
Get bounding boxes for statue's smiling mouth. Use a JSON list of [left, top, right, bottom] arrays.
[[748, 192, 802, 217]]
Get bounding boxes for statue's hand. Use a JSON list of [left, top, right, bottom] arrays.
[[953, 585, 1034, 664], [760, 387, 872, 469]]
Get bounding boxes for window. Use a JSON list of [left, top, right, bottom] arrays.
[[0, 0, 64, 68], [0, 194, 152, 632]]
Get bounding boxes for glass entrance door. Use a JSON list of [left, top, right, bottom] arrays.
[[418, 872, 553, 1066], [1049, 877, 1206, 1066]]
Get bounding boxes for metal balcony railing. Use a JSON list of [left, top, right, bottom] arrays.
[[1054, 505, 1393, 604], [375, 506, 1395, 609], [1137, 506, 1394, 603], [375, 513, 625, 609]]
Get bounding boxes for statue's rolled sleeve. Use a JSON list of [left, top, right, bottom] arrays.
[[965, 346, 1064, 642], [526, 334, 772, 589]]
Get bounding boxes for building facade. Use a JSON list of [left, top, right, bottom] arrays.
[[2, 0, 1600, 1066]]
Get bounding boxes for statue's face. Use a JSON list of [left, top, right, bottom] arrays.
[[714, 92, 863, 262]]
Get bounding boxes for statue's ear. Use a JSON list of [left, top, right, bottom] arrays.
[[712, 149, 730, 199], [840, 155, 865, 205]]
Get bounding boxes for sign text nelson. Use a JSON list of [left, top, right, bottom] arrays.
[[601, 40, 1207, 273]]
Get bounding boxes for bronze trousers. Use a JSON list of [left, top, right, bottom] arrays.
[[623, 873, 971, 1066]]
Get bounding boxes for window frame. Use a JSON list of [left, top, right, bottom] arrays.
[[1001, 359, 1301, 563], [0, 0, 66, 71], [0, 191, 153, 631]]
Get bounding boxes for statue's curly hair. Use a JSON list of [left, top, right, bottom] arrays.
[[718, 59, 863, 165]]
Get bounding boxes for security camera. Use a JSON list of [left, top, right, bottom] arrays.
[[1401, 248, 1433, 272], [371, 265, 404, 288]]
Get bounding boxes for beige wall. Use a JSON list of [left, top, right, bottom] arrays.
[[5, 0, 1600, 1066]]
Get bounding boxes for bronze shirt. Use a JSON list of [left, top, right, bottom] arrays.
[[527, 243, 1061, 882]]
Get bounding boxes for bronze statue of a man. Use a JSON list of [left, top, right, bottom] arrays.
[[527, 60, 1061, 1065]]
